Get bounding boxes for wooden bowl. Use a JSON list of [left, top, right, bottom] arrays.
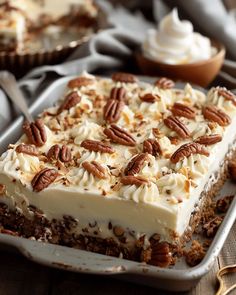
[[136, 40, 225, 87]]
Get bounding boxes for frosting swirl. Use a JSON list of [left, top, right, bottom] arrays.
[[71, 120, 103, 143]]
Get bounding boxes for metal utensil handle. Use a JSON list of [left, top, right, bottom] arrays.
[[0, 71, 33, 122]]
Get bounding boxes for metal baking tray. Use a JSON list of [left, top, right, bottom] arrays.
[[0, 76, 236, 292]]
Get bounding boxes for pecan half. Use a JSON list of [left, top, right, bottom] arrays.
[[203, 216, 223, 237], [155, 77, 175, 89], [110, 87, 127, 102], [23, 119, 47, 147], [195, 134, 222, 145], [149, 242, 172, 268], [120, 175, 149, 186], [143, 139, 161, 157], [82, 161, 107, 179], [58, 91, 81, 114], [47, 144, 72, 162], [67, 77, 94, 89], [164, 116, 190, 139], [171, 102, 196, 119], [31, 168, 58, 192], [170, 142, 209, 164], [104, 124, 136, 146], [15, 144, 39, 156], [103, 99, 125, 123], [81, 139, 114, 154], [140, 93, 160, 103], [124, 153, 148, 176], [217, 87, 236, 106], [202, 105, 231, 126], [112, 72, 137, 83]]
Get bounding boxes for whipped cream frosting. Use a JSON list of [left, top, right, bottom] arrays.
[[142, 8, 216, 64], [0, 73, 235, 245]]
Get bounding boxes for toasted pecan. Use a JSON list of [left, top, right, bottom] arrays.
[[124, 153, 148, 176], [143, 139, 162, 157], [217, 87, 236, 106], [23, 119, 47, 147], [195, 134, 222, 145], [15, 144, 39, 156], [112, 72, 137, 83], [171, 102, 196, 119], [110, 87, 127, 102], [170, 142, 209, 163], [82, 161, 107, 179], [31, 168, 58, 192], [164, 116, 190, 139], [81, 139, 114, 154], [140, 93, 160, 103], [202, 105, 231, 126], [120, 175, 149, 186], [67, 77, 94, 89], [47, 144, 72, 163], [58, 91, 81, 114], [149, 242, 172, 267], [155, 77, 175, 89], [103, 99, 125, 123], [104, 124, 136, 146]]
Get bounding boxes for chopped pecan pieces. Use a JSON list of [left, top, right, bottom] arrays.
[[149, 242, 172, 267], [81, 140, 114, 154], [15, 144, 39, 156], [185, 240, 205, 267], [143, 139, 161, 157], [120, 175, 149, 186], [228, 160, 236, 182], [31, 168, 58, 192], [217, 87, 236, 106], [113, 226, 124, 237], [171, 102, 196, 119], [124, 153, 148, 176], [195, 134, 222, 145], [155, 77, 175, 89], [110, 87, 127, 102], [104, 124, 136, 146], [58, 91, 81, 113], [140, 93, 160, 103], [82, 161, 107, 179], [170, 142, 209, 163], [202, 105, 231, 126], [164, 116, 190, 139], [103, 99, 125, 123], [112, 72, 137, 83], [47, 144, 72, 163], [23, 119, 47, 147], [216, 195, 234, 213], [0, 184, 6, 195], [67, 76, 94, 89], [203, 216, 223, 237]]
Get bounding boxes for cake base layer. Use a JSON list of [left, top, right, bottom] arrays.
[[0, 144, 233, 267]]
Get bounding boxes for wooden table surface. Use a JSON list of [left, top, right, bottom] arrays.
[[0, 222, 235, 295]]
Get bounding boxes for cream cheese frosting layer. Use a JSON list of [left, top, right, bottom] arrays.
[[0, 74, 235, 243]]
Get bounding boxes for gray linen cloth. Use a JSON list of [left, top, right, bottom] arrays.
[[1, 0, 236, 133]]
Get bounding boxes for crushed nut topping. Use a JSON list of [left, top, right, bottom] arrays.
[[110, 87, 127, 102], [155, 77, 175, 89], [31, 168, 58, 192], [58, 91, 81, 114], [203, 216, 223, 237], [195, 134, 222, 145], [185, 240, 205, 267], [23, 119, 47, 147], [217, 87, 236, 105], [104, 124, 136, 146], [120, 175, 149, 186], [216, 195, 234, 213], [81, 140, 114, 154], [170, 142, 209, 164], [82, 161, 107, 179], [202, 105, 231, 126], [124, 153, 148, 176], [0, 184, 6, 195], [67, 76, 94, 89], [164, 116, 190, 139], [139, 93, 160, 103], [171, 102, 196, 119], [47, 144, 72, 163], [143, 139, 162, 157], [103, 99, 125, 123], [15, 144, 39, 156], [112, 72, 137, 83]]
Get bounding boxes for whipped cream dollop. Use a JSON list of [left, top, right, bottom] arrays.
[[142, 8, 216, 64]]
